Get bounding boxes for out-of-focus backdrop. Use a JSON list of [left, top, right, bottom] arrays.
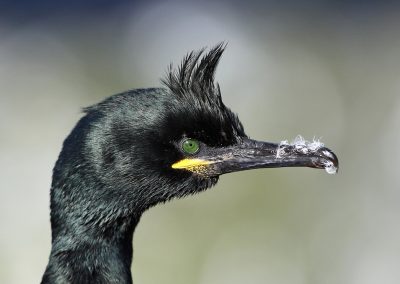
[[1, 1, 400, 283]]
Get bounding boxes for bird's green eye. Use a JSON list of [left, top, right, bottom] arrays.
[[181, 139, 200, 155]]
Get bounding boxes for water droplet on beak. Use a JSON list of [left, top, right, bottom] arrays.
[[324, 160, 338, 174]]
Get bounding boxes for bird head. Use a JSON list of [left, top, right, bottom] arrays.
[[51, 44, 338, 228]]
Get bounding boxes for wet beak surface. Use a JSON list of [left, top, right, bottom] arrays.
[[194, 138, 339, 176]]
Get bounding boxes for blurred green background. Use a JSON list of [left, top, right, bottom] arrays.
[[1, 1, 400, 283]]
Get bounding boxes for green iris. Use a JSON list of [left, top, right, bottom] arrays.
[[181, 138, 200, 155]]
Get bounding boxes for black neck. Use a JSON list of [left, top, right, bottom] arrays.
[[42, 214, 140, 284]]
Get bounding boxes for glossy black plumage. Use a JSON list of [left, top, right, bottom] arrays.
[[42, 45, 241, 284], [42, 44, 338, 284]]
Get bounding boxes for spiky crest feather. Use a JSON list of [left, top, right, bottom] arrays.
[[161, 43, 226, 108], [161, 43, 245, 139]]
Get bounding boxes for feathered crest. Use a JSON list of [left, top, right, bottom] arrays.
[[161, 43, 227, 107], [161, 43, 245, 139]]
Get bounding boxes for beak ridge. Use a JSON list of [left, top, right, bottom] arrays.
[[200, 137, 339, 176]]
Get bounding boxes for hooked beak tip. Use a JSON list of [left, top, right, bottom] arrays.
[[314, 147, 339, 174], [317, 147, 339, 174]]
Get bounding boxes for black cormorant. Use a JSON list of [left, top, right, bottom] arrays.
[[41, 44, 338, 284]]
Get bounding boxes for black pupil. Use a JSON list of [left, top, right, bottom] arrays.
[[183, 139, 199, 154]]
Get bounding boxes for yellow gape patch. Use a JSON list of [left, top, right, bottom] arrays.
[[171, 158, 212, 172]]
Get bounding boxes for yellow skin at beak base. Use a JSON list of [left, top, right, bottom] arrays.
[[171, 158, 213, 171]]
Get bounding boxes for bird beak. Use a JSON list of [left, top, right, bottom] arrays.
[[172, 138, 338, 176]]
